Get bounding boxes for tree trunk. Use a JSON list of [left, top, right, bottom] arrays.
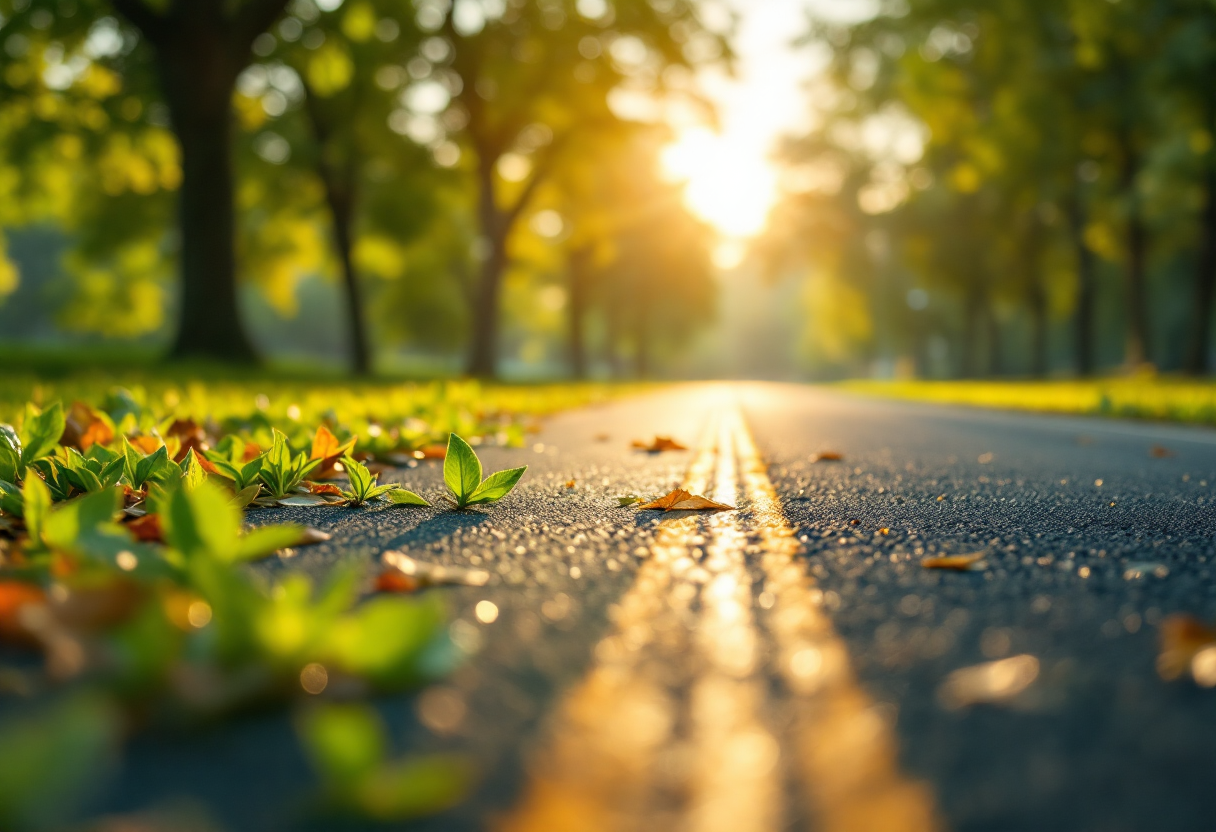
[[467, 159, 506, 378], [567, 247, 591, 379], [156, 37, 256, 362], [1120, 149, 1151, 367], [1187, 150, 1216, 374], [323, 178, 371, 376], [1067, 193, 1097, 376]]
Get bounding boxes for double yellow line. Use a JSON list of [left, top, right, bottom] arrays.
[[501, 409, 940, 832]]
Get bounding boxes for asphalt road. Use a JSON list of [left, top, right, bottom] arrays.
[[81, 383, 1216, 832]]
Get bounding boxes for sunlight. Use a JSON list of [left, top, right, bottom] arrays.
[[661, 128, 777, 240]]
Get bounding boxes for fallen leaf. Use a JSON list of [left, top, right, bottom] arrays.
[[938, 655, 1040, 709], [1150, 445, 1175, 459], [381, 550, 490, 588], [309, 425, 357, 479], [617, 495, 643, 507], [125, 513, 164, 543], [0, 581, 46, 645], [879, 527, 890, 535], [128, 434, 164, 455], [631, 436, 688, 453], [811, 451, 844, 462], [276, 494, 337, 507], [564, 480, 576, 488], [307, 482, 345, 496], [1124, 561, 1169, 580], [375, 570, 420, 594], [61, 401, 114, 451], [921, 552, 986, 571], [413, 445, 447, 460], [294, 527, 332, 547], [593, 433, 611, 442], [166, 419, 210, 462], [1157, 614, 1216, 682], [638, 488, 734, 512]]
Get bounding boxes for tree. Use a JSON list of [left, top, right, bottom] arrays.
[[108, 0, 290, 362]]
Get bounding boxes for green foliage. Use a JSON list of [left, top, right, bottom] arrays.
[[19, 402, 64, 466], [299, 703, 471, 821], [258, 429, 321, 501], [122, 438, 176, 491], [339, 456, 427, 507], [443, 433, 526, 509]]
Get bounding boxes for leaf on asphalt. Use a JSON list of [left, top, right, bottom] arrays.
[[1149, 445, 1175, 458], [638, 488, 734, 512], [387, 489, 430, 506], [381, 550, 490, 588], [1157, 614, 1216, 683], [631, 436, 688, 453], [375, 570, 420, 594], [232, 483, 262, 509], [617, 495, 643, 507], [810, 451, 844, 462], [412, 445, 447, 460], [309, 425, 357, 479], [921, 552, 986, 571], [294, 527, 332, 547], [937, 655, 1040, 709], [277, 493, 335, 507], [308, 482, 346, 496], [564, 480, 576, 489]]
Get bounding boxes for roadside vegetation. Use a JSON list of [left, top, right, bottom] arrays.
[[843, 377, 1216, 426]]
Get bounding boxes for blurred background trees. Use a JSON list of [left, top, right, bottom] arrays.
[[5, 0, 1216, 381]]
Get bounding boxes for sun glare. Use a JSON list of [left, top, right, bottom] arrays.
[[661, 128, 777, 242]]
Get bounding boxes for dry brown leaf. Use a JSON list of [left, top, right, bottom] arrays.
[[62, 401, 115, 451], [564, 480, 576, 489], [1157, 614, 1216, 682], [166, 419, 210, 462], [811, 451, 844, 462], [0, 581, 46, 645], [381, 550, 491, 588], [638, 488, 734, 512], [294, 527, 332, 547], [375, 570, 420, 594], [307, 482, 345, 496], [631, 436, 689, 453], [128, 434, 164, 455], [309, 425, 357, 479], [125, 513, 165, 543], [921, 552, 986, 571], [1149, 445, 1175, 459], [413, 444, 447, 460]]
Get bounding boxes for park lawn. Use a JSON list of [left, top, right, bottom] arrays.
[[840, 377, 1216, 427], [0, 364, 641, 456]]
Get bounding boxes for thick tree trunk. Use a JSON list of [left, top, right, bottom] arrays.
[[1187, 154, 1216, 374], [1067, 194, 1097, 376], [1120, 150, 1151, 367], [567, 247, 590, 379], [467, 160, 505, 378], [157, 40, 256, 362]]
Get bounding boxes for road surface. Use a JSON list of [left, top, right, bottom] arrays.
[[88, 383, 1216, 832]]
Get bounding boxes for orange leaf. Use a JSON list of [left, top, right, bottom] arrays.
[[166, 419, 209, 462], [129, 434, 164, 455], [0, 581, 46, 645], [564, 480, 576, 489], [811, 451, 844, 462], [307, 482, 344, 496], [62, 401, 114, 451], [375, 570, 420, 594], [1158, 614, 1216, 681], [638, 488, 734, 512], [126, 513, 164, 543], [921, 552, 986, 571], [1150, 445, 1175, 459], [412, 444, 447, 460], [631, 436, 688, 453], [309, 425, 357, 479]]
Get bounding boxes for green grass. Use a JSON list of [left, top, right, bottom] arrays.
[[840, 377, 1216, 426], [0, 364, 641, 454]]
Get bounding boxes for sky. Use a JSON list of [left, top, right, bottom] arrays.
[[660, 0, 878, 265]]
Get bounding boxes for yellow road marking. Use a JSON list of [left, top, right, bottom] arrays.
[[500, 407, 941, 832]]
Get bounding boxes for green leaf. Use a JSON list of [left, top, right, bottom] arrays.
[[343, 455, 373, 499], [387, 489, 430, 507], [19, 402, 64, 465], [99, 456, 125, 489], [121, 436, 142, 486], [162, 479, 240, 560], [617, 495, 643, 507], [0, 423, 20, 456], [233, 524, 306, 562], [299, 703, 386, 790], [232, 483, 263, 508], [443, 434, 481, 504], [366, 484, 399, 501], [180, 448, 208, 491], [466, 466, 527, 505], [136, 446, 176, 489], [22, 475, 52, 543], [351, 755, 472, 821], [0, 480, 23, 518]]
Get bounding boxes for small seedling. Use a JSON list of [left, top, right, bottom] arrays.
[[443, 434, 526, 509], [340, 456, 428, 507]]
